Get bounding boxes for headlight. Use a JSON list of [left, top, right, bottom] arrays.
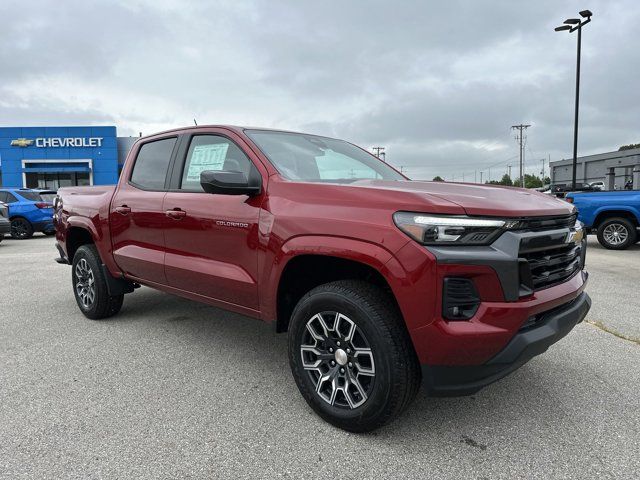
[[393, 212, 510, 246]]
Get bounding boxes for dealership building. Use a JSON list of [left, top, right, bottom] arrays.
[[550, 146, 640, 190], [0, 126, 137, 189]]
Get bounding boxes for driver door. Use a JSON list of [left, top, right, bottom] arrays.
[[162, 130, 266, 312]]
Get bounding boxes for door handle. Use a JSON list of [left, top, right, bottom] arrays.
[[166, 209, 187, 219], [115, 205, 131, 215]]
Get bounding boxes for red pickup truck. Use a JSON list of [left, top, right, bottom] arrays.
[[54, 126, 591, 432]]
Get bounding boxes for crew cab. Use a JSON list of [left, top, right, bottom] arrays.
[[566, 189, 640, 249], [54, 126, 591, 432]]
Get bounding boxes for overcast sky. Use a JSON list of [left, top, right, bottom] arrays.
[[1, 0, 638, 181]]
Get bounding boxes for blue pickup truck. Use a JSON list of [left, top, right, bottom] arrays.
[[566, 190, 640, 250]]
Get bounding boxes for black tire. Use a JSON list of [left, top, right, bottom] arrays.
[[10, 217, 34, 239], [43, 230, 56, 236], [288, 280, 421, 432], [72, 245, 124, 320], [596, 217, 637, 250], [0, 235, 3, 243]]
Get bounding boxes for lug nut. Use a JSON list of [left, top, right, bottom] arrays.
[[331, 360, 335, 366], [336, 341, 341, 346], [346, 348, 351, 354], [340, 368, 345, 374], [329, 348, 333, 353], [348, 362, 353, 368]]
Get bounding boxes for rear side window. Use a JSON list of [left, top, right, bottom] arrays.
[[130, 138, 177, 190], [17, 191, 41, 201]]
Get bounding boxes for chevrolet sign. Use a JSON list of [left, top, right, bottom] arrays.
[[36, 137, 103, 147], [10, 138, 34, 147], [10, 137, 103, 148]]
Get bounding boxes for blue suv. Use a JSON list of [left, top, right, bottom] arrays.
[[0, 189, 56, 239]]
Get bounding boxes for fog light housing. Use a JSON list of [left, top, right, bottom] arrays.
[[442, 277, 480, 320]]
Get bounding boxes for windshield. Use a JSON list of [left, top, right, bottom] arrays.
[[245, 130, 405, 183]]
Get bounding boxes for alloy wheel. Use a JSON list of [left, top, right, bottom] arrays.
[[11, 219, 30, 238], [603, 223, 628, 246], [75, 258, 96, 309], [300, 311, 376, 409]]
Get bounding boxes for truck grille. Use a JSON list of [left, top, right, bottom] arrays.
[[518, 218, 584, 292], [520, 243, 582, 290], [515, 213, 577, 231]]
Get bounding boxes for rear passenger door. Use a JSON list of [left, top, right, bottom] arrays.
[[110, 136, 178, 284]]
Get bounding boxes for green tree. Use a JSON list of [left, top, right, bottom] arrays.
[[618, 143, 640, 151], [432, 176, 445, 182], [514, 174, 543, 188], [499, 174, 513, 186]]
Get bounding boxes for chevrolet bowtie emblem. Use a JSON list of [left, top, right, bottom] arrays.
[[10, 138, 34, 147]]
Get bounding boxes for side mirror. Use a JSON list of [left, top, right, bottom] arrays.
[[200, 170, 261, 196]]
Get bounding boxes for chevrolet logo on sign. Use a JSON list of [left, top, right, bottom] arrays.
[[10, 138, 34, 147]]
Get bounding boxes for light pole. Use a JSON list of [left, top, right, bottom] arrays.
[[555, 9, 592, 190]]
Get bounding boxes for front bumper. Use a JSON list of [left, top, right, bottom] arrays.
[[422, 291, 591, 396]]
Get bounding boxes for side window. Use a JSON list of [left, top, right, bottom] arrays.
[[130, 137, 177, 190], [3, 193, 18, 203], [0, 192, 6, 203], [180, 135, 255, 191]]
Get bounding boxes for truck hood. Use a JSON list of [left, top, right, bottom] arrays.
[[351, 180, 576, 217]]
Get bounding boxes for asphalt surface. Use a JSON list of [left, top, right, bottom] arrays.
[[0, 235, 638, 479]]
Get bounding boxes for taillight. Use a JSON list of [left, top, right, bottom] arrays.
[[35, 202, 53, 209]]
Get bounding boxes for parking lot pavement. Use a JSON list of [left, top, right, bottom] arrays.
[[583, 236, 640, 341], [0, 235, 638, 479]]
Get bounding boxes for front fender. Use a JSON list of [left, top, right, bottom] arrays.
[[260, 234, 414, 324]]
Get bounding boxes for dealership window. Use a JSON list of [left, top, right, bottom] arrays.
[[130, 137, 177, 190], [25, 172, 90, 189]]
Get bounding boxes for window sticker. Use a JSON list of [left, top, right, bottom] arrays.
[[186, 143, 229, 181]]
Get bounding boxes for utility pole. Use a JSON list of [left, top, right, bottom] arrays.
[[508, 165, 512, 179], [480, 171, 483, 184], [475, 170, 477, 183], [540, 158, 545, 179], [372, 147, 386, 160], [511, 124, 531, 187]]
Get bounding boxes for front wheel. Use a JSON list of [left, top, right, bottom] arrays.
[[72, 245, 124, 320], [597, 217, 637, 250], [288, 280, 420, 432]]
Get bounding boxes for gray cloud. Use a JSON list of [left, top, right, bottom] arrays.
[[0, 0, 638, 181]]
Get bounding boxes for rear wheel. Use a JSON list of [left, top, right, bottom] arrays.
[[597, 217, 637, 250], [288, 280, 420, 432], [72, 245, 124, 320], [10, 218, 34, 239], [43, 230, 56, 236]]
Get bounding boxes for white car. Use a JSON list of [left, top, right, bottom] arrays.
[[590, 181, 605, 191]]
